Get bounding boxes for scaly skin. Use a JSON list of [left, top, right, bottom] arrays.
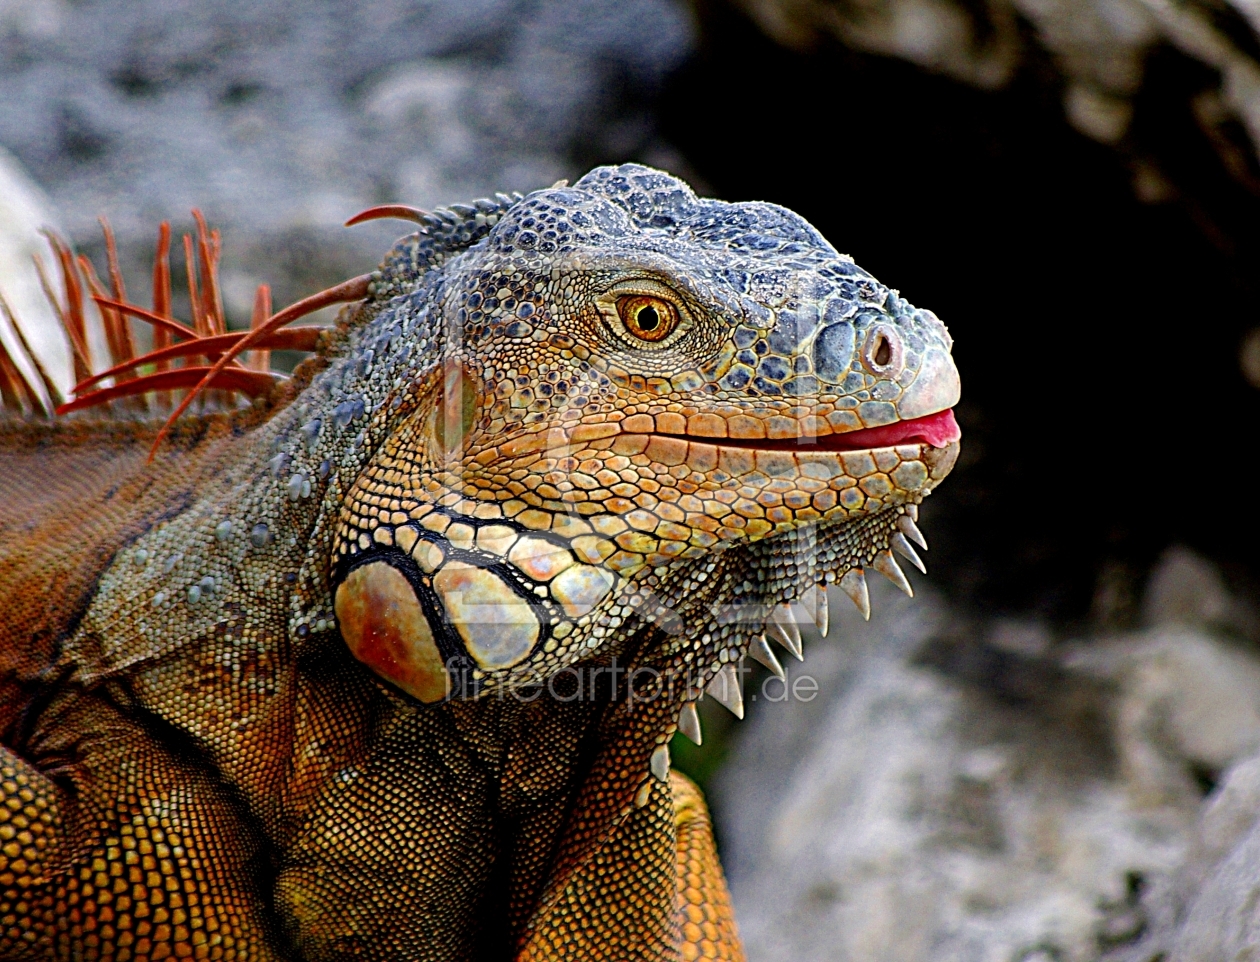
[[0, 165, 960, 960]]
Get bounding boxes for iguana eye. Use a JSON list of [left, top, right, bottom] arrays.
[[617, 295, 679, 343]]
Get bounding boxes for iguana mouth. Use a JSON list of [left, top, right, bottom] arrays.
[[658, 409, 960, 452]]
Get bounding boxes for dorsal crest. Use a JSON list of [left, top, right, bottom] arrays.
[[0, 191, 527, 456]]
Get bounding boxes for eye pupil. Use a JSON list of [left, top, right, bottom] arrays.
[[615, 294, 678, 343]]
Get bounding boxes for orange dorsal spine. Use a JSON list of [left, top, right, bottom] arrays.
[[1, 214, 368, 451]]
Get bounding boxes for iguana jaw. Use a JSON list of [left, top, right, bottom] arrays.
[[635, 408, 960, 453]]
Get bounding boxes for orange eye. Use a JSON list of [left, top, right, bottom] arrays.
[[617, 295, 679, 343]]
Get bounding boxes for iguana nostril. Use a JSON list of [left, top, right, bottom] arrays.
[[862, 324, 904, 377], [874, 335, 892, 367]]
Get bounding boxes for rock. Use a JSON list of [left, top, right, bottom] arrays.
[[1187, 755, 1260, 890], [1167, 806, 1260, 961], [1094, 554, 1260, 961], [1108, 751, 1260, 961], [1141, 546, 1232, 631], [0, 145, 72, 403], [720, 584, 1172, 962], [716, 571, 1260, 962], [1065, 627, 1260, 809]]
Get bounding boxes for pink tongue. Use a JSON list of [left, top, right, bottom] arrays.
[[828, 409, 961, 450]]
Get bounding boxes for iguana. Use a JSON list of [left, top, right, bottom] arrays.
[[0, 164, 960, 961]]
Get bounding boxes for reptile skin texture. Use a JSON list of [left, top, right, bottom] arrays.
[[0, 165, 961, 960]]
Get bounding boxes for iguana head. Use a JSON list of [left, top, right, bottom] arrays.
[[329, 164, 960, 704]]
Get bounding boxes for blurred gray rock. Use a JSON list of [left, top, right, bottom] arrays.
[[1103, 751, 1260, 961], [1141, 545, 1232, 630], [1192, 755, 1260, 885], [1104, 541, 1260, 957], [717, 547, 1260, 962], [0, 0, 693, 315], [0, 145, 70, 402], [1140, 544, 1260, 640], [1065, 628, 1260, 810], [1170, 816, 1260, 961]]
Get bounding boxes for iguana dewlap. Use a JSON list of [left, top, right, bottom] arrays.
[[0, 164, 960, 961]]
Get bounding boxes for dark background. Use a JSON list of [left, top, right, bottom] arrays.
[[656, 4, 1260, 628]]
